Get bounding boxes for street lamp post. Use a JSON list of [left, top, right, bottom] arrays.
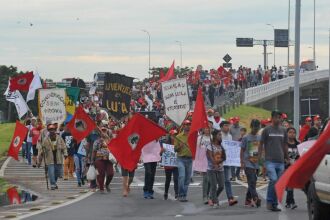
[[266, 24, 276, 67], [294, 0, 301, 133], [288, 0, 291, 75], [142, 30, 151, 79], [175, 40, 183, 71], [262, 52, 272, 68], [313, 0, 316, 64]]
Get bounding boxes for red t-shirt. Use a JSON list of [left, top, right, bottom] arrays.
[[31, 127, 41, 145]]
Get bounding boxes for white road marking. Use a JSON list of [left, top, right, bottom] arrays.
[[0, 157, 11, 177]]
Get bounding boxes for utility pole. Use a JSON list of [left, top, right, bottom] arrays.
[[287, 0, 291, 75], [142, 30, 151, 79], [313, 0, 316, 64], [294, 0, 301, 133]]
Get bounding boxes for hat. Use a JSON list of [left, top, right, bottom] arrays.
[[261, 119, 268, 126], [313, 115, 321, 121], [281, 113, 288, 119], [169, 129, 178, 135], [183, 120, 191, 125], [271, 110, 282, 117], [233, 116, 240, 123], [305, 117, 312, 122], [220, 121, 230, 128]]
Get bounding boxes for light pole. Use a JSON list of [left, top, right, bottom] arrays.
[[175, 40, 183, 71], [313, 0, 316, 64], [294, 0, 301, 133], [262, 52, 272, 68], [287, 0, 291, 75], [308, 46, 313, 59], [266, 23, 276, 67], [142, 29, 151, 79]]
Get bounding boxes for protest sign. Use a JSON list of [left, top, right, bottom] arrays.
[[38, 88, 66, 125], [222, 140, 241, 166], [161, 78, 190, 125], [102, 73, 133, 120], [160, 144, 177, 167]]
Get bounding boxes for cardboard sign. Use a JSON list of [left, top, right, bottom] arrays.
[[160, 144, 177, 167], [161, 78, 190, 125], [222, 140, 241, 166], [38, 88, 66, 125]]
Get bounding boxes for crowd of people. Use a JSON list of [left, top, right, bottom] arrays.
[[17, 65, 323, 213]]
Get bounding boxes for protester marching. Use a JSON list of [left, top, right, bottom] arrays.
[[3, 60, 330, 216]]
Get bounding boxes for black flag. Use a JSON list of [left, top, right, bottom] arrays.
[[102, 73, 133, 120]]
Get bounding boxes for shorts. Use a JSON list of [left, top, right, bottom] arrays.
[[121, 167, 135, 177], [32, 145, 38, 156]]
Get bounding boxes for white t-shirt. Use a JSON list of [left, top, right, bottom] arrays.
[[26, 125, 33, 143]]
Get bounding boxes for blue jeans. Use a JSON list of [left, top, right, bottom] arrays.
[[48, 164, 63, 187], [224, 166, 234, 200], [74, 154, 85, 184], [265, 161, 285, 206], [177, 157, 192, 198], [26, 142, 32, 165]]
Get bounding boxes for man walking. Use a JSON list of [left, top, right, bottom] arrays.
[[174, 120, 193, 202], [258, 110, 289, 212], [39, 123, 68, 190]]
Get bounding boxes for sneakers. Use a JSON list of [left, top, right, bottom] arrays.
[[179, 197, 188, 202], [267, 203, 281, 212], [143, 192, 154, 199], [106, 185, 111, 193], [230, 177, 236, 181], [77, 182, 82, 187], [164, 194, 168, 200], [285, 203, 298, 210]]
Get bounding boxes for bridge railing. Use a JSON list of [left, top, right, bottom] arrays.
[[244, 70, 329, 104]]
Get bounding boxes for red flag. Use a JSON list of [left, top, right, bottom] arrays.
[[298, 124, 310, 142], [159, 61, 175, 83], [7, 187, 21, 205], [109, 113, 167, 171], [9, 72, 34, 91], [188, 87, 208, 159], [159, 69, 165, 79], [67, 106, 97, 143], [275, 123, 330, 202], [7, 121, 28, 161]]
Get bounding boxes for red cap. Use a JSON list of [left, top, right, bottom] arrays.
[[313, 115, 321, 121], [169, 129, 178, 135], [261, 119, 268, 126], [233, 116, 240, 122], [305, 117, 312, 122], [281, 113, 288, 119], [183, 120, 191, 125]]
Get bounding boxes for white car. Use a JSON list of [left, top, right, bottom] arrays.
[[307, 119, 330, 220]]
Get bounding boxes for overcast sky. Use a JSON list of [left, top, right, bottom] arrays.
[[0, 0, 329, 81]]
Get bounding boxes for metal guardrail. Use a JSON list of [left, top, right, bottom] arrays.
[[244, 69, 329, 105]]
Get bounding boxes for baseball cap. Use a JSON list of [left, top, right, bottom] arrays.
[[183, 120, 191, 125], [305, 117, 312, 122], [313, 115, 321, 121], [271, 110, 282, 117], [169, 129, 178, 135], [281, 113, 288, 119]]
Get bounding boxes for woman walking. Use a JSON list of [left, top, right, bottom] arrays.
[[240, 119, 262, 207], [193, 126, 212, 204], [206, 130, 226, 208]]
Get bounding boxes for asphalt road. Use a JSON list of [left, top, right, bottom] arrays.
[[25, 167, 310, 220]]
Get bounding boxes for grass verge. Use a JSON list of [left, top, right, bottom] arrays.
[[0, 123, 15, 157]]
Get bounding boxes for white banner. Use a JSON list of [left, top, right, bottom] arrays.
[[222, 140, 241, 167], [160, 144, 177, 167], [38, 88, 67, 125], [161, 78, 190, 125]]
